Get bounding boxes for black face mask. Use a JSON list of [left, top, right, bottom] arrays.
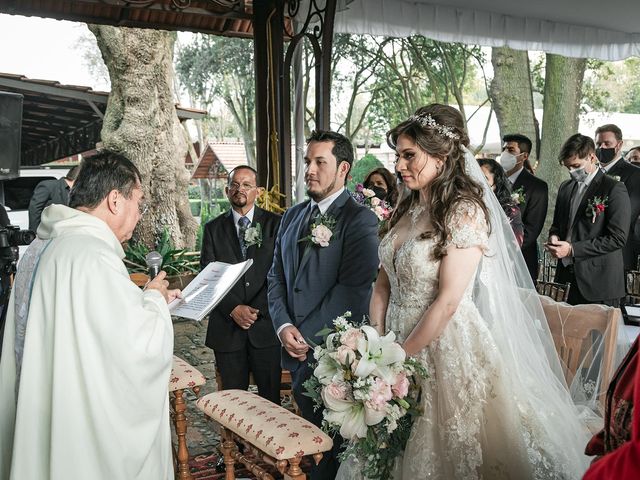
[[596, 147, 617, 165], [370, 185, 388, 201]]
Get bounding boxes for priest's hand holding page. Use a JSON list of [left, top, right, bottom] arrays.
[[145, 270, 182, 303]]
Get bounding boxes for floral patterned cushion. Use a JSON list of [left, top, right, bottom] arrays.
[[196, 389, 333, 460], [169, 355, 207, 392]]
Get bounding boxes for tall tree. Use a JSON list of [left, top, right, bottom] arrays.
[[489, 47, 539, 164], [88, 25, 197, 249], [176, 35, 256, 167], [537, 54, 587, 231]]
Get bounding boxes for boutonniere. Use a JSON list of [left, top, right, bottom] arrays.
[[586, 195, 608, 223], [352, 183, 392, 224], [299, 213, 337, 247], [244, 223, 262, 248], [607, 173, 621, 182], [511, 186, 526, 205]]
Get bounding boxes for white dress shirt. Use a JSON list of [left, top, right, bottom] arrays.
[[508, 167, 524, 185]]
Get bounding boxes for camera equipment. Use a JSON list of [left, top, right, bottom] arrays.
[[0, 225, 35, 352]]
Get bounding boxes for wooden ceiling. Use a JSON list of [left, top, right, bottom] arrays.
[[0, 0, 254, 37], [0, 73, 206, 166]]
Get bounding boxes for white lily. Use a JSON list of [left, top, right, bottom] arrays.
[[314, 355, 340, 385], [321, 388, 368, 439], [353, 326, 406, 382]]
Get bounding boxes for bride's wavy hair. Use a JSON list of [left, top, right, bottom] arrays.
[[381, 104, 489, 259]]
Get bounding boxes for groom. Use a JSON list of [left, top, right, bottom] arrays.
[[268, 130, 380, 479]]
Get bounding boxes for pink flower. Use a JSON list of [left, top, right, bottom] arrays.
[[311, 224, 333, 247], [392, 372, 410, 398], [370, 196, 381, 207], [334, 345, 356, 366], [325, 380, 349, 401], [341, 327, 363, 350], [369, 378, 393, 410]]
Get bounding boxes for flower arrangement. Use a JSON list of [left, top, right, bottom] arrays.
[[586, 195, 608, 223], [299, 213, 337, 247], [511, 186, 526, 206], [352, 184, 392, 223], [244, 223, 262, 248], [607, 173, 621, 182], [304, 312, 426, 479]]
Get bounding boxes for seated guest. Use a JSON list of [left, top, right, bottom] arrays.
[[584, 336, 639, 479], [364, 167, 398, 206], [478, 158, 524, 246], [0, 151, 180, 480], [547, 134, 630, 306]]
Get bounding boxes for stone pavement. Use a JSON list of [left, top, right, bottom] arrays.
[[172, 316, 220, 457]]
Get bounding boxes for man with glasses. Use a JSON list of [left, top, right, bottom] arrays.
[[200, 165, 282, 404], [0, 151, 180, 480]]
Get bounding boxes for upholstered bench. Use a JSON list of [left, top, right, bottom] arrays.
[[196, 390, 333, 480], [169, 355, 207, 480]]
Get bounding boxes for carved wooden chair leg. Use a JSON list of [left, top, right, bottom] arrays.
[[284, 456, 306, 480], [171, 388, 194, 480], [221, 427, 237, 480]]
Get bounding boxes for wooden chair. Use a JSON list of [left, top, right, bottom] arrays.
[[537, 249, 557, 283], [536, 281, 571, 303], [215, 368, 298, 414], [538, 295, 621, 412], [197, 390, 333, 480], [169, 356, 207, 480]]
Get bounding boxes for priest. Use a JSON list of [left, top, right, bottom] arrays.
[[0, 151, 180, 480]]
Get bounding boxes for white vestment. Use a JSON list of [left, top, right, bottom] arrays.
[[0, 205, 174, 480]]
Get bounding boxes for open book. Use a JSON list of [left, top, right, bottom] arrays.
[[168, 259, 253, 321]]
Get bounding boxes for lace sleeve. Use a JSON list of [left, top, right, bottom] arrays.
[[445, 200, 489, 250]]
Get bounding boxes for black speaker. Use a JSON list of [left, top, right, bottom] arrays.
[[0, 92, 22, 180]]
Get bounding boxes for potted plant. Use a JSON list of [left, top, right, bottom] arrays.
[[124, 229, 200, 290]]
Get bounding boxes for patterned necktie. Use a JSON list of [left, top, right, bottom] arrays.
[[238, 216, 250, 259]]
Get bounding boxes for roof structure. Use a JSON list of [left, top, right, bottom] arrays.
[[191, 141, 247, 180], [0, 73, 206, 166], [0, 0, 254, 38]]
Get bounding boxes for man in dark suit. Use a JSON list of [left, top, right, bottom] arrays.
[[500, 134, 548, 282], [200, 165, 282, 404], [548, 134, 630, 306], [268, 130, 379, 479], [28, 165, 80, 231], [595, 124, 640, 271]]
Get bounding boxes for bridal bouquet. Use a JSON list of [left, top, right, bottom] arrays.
[[351, 184, 392, 222], [304, 312, 425, 480]]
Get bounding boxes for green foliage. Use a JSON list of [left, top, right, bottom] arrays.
[[188, 185, 201, 200], [124, 228, 199, 275], [347, 154, 384, 191], [581, 58, 640, 113]]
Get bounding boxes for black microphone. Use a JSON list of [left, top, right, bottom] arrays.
[[145, 251, 163, 280]]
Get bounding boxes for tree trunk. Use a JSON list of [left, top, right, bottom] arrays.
[[88, 25, 197, 249], [489, 47, 539, 163], [537, 54, 587, 234]]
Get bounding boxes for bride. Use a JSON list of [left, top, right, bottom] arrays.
[[357, 104, 593, 479]]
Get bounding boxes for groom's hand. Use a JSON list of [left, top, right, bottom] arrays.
[[279, 325, 309, 361]]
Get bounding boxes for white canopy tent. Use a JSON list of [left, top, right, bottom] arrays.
[[334, 0, 640, 61]]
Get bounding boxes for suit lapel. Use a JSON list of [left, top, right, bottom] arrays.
[[224, 210, 244, 261], [571, 170, 604, 230]]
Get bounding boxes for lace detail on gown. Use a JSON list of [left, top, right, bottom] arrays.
[[377, 201, 582, 480]]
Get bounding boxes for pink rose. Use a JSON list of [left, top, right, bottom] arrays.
[[325, 381, 348, 401], [311, 224, 333, 247], [392, 372, 410, 398], [368, 378, 393, 410], [334, 345, 356, 366], [341, 328, 363, 350]]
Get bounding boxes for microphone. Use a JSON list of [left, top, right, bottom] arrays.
[[145, 251, 163, 280]]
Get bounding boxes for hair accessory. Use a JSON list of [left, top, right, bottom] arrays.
[[409, 112, 460, 140]]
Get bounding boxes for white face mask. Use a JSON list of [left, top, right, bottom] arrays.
[[497, 152, 520, 171]]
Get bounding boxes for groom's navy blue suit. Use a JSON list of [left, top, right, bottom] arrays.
[[268, 189, 379, 479]]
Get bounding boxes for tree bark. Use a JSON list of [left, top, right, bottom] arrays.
[[88, 25, 197, 249], [537, 54, 587, 233], [489, 47, 539, 164]]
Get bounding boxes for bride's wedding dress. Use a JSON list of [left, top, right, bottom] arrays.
[[377, 200, 592, 479]]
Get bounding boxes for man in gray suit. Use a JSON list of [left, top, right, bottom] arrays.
[[268, 130, 379, 479]]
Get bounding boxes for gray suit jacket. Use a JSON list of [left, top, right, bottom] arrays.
[[28, 178, 70, 231], [268, 189, 380, 371]]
